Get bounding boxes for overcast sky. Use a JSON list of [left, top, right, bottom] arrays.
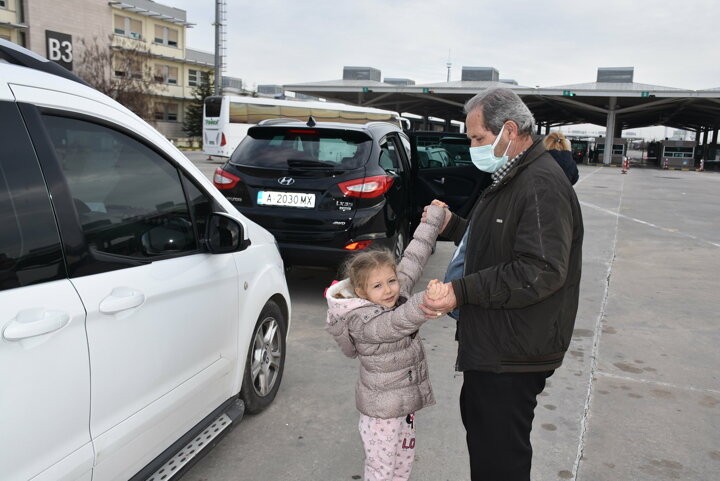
[[169, 0, 717, 137]]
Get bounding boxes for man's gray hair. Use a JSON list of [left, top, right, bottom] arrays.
[[464, 87, 536, 136]]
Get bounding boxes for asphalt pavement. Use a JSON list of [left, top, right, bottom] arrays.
[[181, 156, 720, 481]]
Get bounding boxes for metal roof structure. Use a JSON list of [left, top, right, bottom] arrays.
[[284, 73, 720, 135]]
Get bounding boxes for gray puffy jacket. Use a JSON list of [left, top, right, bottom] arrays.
[[325, 205, 444, 418]]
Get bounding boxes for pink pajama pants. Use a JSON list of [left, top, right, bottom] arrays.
[[358, 413, 416, 481]]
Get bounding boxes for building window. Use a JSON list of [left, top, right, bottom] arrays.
[[114, 69, 142, 80], [154, 103, 179, 122], [0, 1, 7, 8], [188, 69, 210, 87], [153, 64, 178, 85], [114, 59, 143, 80], [114, 15, 142, 40], [154, 25, 178, 47]]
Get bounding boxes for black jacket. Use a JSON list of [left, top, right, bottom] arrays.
[[548, 149, 579, 185], [445, 136, 583, 373]]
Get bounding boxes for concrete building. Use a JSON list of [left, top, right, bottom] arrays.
[[0, 0, 214, 141], [0, 0, 27, 44]]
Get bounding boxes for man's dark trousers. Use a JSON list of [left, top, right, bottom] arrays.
[[460, 370, 553, 481]]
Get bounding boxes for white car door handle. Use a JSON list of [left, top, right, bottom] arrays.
[[3, 309, 71, 340], [433, 177, 445, 185], [99, 287, 146, 314]]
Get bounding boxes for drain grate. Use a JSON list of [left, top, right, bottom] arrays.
[[146, 414, 232, 481]]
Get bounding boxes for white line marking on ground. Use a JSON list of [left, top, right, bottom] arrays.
[[579, 201, 720, 248], [574, 167, 603, 185], [595, 371, 720, 395]]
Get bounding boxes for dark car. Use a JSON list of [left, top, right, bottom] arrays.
[[213, 120, 490, 270]]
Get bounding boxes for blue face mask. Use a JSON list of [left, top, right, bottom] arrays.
[[469, 124, 512, 173]]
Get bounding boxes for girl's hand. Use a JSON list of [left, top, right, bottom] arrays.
[[422, 200, 452, 231], [425, 280, 449, 318], [425, 279, 448, 301], [421, 280, 456, 319]]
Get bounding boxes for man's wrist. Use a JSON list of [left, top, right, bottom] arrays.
[[450, 279, 464, 306]]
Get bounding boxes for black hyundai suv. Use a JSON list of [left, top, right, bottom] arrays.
[[213, 119, 490, 269]]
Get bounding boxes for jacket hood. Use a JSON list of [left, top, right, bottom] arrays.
[[325, 278, 367, 358]]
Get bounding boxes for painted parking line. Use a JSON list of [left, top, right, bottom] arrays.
[[595, 371, 720, 396], [579, 200, 720, 248], [574, 166, 603, 185]]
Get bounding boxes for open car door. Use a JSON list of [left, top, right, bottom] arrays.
[[409, 132, 491, 231]]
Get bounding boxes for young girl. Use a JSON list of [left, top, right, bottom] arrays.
[[325, 204, 448, 481]]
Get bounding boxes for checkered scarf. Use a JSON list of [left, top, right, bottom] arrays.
[[491, 150, 526, 186]]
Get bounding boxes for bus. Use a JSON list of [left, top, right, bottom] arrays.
[[203, 95, 404, 158]]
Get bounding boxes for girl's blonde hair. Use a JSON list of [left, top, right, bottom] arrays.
[[342, 249, 396, 295], [544, 131, 571, 151]]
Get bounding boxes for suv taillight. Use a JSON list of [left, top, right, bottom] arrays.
[[213, 167, 240, 190], [338, 175, 394, 198], [220, 133, 227, 146], [344, 240, 373, 251]]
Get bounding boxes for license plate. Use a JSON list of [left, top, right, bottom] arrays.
[[257, 190, 315, 208]]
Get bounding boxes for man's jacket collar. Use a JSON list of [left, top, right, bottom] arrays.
[[485, 135, 546, 193]]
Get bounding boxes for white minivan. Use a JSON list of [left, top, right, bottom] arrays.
[[0, 40, 291, 481]]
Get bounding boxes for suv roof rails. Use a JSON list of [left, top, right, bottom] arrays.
[[0, 38, 90, 87]]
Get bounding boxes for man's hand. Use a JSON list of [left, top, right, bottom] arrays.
[[421, 281, 457, 319], [421, 199, 452, 232]]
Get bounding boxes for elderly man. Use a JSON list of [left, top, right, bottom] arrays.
[[422, 87, 584, 481]]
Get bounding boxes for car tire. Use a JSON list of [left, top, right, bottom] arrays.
[[241, 300, 287, 414]]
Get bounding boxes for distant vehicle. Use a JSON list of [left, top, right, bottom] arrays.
[[203, 95, 404, 158], [1, 38, 290, 481], [570, 139, 589, 163], [417, 146, 453, 168], [438, 136, 472, 164]]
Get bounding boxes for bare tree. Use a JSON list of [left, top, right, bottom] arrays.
[[76, 35, 164, 122]]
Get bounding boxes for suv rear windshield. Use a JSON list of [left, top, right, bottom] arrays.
[[230, 126, 372, 171]]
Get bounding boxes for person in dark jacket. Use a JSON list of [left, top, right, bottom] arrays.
[[544, 131, 579, 184], [420, 87, 584, 481]]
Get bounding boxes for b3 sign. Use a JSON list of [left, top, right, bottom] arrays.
[[46, 30, 73, 71]]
